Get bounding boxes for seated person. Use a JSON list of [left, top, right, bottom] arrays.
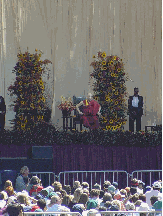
[[76, 93, 101, 130]]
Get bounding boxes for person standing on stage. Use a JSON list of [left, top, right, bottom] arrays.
[[128, 87, 143, 132], [0, 95, 6, 132], [76, 93, 101, 130]]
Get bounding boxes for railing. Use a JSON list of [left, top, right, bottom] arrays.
[[24, 211, 162, 216], [58, 170, 128, 189], [131, 170, 162, 186], [29, 172, 56, 187]]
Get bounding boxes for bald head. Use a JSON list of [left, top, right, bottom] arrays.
[[87, 93, 93, 101]]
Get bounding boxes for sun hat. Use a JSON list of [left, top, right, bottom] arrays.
[[108, 185, 116, 194], [153, 182, 161, 189]]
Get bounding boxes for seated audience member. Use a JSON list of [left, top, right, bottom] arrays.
[[78, 192, 89, 207], [0, 192, 6, 209], [2, 203, 23, 216], [60, 189, 67, 198], [131, 193, 140, 204], [26, 176, 43, 197], [152, 200, 162, 213], [103, 181, 111, 192], [108, 185, 116, 198], [137, 195, 150, 212], [71, 203, 85, 215], [113, 193, 126, 211], [17, 193, 33, 212], [52, 181, 63, 192], [34, 199, 47, 212], [89, 189, 102, 205], [46, 195, 70, 213], [68, 188, 83, 210], [150, 195, 159, 209], [86, 199, 98, 210], [81, 182, 89, 191], [125, 187, 131, 198], [112, 182, 120, 194], [4, 180, 13, 191], [134, 200, 142, 210], [104, 201, 112, 210], [71, 181, 81, 194], [5, 186, 15, 197], [15, 166, 30, 192], [120, 189, 127, 198], [137, 181, 145, 195], [109, 200, 121, 211], [93, 183, 101, 190], [63, 185, 71, 195], [145, 181, 162, 208], [83, 188, 89, 196], [100, 192, 112, 207], [62, 195, 71, 207]]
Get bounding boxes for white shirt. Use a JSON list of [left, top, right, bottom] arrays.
[[145, 189, 162, 207], [132, 96, 139, 107], [46, 204, 70, 216], [137, 187, 143, 194]]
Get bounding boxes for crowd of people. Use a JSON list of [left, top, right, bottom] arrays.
[[0, 166, 162, 216]]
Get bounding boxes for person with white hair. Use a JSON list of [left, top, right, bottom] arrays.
[[15, 166, 30, 192], [76, 93, 101, 130]]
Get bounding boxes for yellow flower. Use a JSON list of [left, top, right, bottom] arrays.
[[21, 101, 25, 105], [30, 103, 35, 109], [92, 55, 96, 58], [102, 52, 106, 58], [40, 85, 44, 90], [39, 81, 43, 85], [19, 115, 23, 120], [21, 124, 26, 128], [98, 73, 101, 77], [103, 67, 107, 70], [18, 70, 21, 73], [109, 119, 113, 124], [25, 119, 28, 123], [114, 56, 116, 60], [106, 125, 111, 130], [110, 60, 113, 64], [118, 68, 121, 72], [19, 62, 22, 66], [115, 91, 119, 95], [105, 96, 110, 102], [115, 101, 118, 105], [39, 54, 41, 57], [102, 61, 106, 65], [41, 115, 44, 119], [112, 126, 117, 130], [35, 49, 38, 52], [111, 73, 114, 77]]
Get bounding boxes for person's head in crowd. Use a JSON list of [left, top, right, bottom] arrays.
[[104, 201, 112, 209], [52, 181, 62, 192], [90, 189, 100, 199], [93, 183, 101, 190], [134, 200, 142, 208], [130, 187, 137, 195], [78, 192, 88, 205], [125, 187, 130, 197], [72, 181, 81, 190], [150, 195, 159, 206], [20, 166, 29, 177], [62, 195, 71, 207], [5, 186, 14, 197], [86, 199, 98, 210], [152, 200, 162, 211], [108, 185, 116, 197], [152, 181, 161, 191], [112, 182, 118, 190], [114, 193, 125, 202], [131, 178, 139, 187], [73, 188, 83, 203], [17, 193, 30, 206], [120, 189, 127, 198], [60, 189, 67, 198], [138, 181, 145, 189], [48, 195, 61, 206], [103, 192, 113, 203], [40, 188, 49, 198], [99, 190, 104, 199], [103, 181, 111, 192], [3, 203, 23, 216], [4, 180, 13, 190], [109, 200, 121, 211], [83, 188, 89, 196], [81, 182, 89, 190], [145, 186, 152, 193], [139, 194, 146, 202], [131, 193, 139, 203], [125, 203, 135, 211], [63, 185, 71, 195], [37, 199, 47, 211], [29, 176, 41, 185], [71, 204, 85, 215]]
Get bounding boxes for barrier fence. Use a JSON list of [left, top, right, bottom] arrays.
[[131, 170, 162, 187], [58, 170, 129, 189], [24, 211, 162, 216], [29, 172, 56, 187]]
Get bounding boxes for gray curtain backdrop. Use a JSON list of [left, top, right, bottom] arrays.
[[0, 0, 161, 130]]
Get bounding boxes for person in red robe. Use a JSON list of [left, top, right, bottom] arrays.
[[76, 93, 101, 130]]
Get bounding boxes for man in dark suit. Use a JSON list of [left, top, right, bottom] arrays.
[[128, 88, 143, 132], [0, 95, 6, 132]]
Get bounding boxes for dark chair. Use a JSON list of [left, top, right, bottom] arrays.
[[73, 95, 86, 131]]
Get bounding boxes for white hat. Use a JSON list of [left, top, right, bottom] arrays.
[[153, 181, 161, 189]]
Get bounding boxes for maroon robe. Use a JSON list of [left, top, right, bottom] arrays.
[[81, 99, 100, 130]]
